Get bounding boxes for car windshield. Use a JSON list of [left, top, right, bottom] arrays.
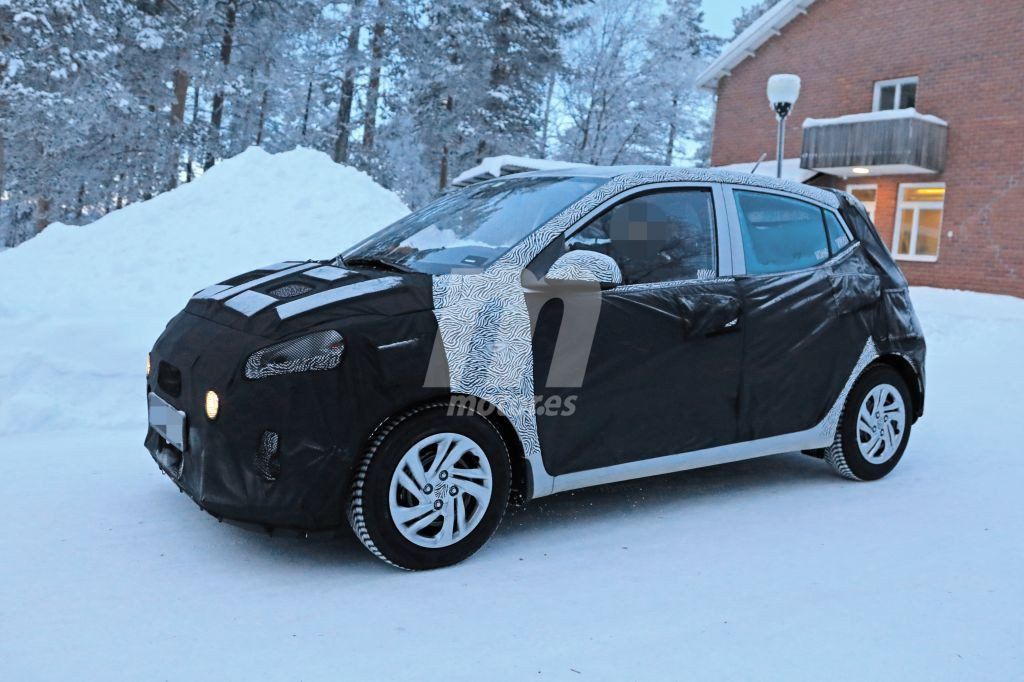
[[342, 175, 606, 275]]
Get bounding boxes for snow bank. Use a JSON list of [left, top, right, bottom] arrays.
[[0, 147, 408, 434]]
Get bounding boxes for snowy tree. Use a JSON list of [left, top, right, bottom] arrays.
[[399, 1, 490, 193], [473, 0, 584, 161], [731, 0, 781, 37], [0, 0, 722, 244], [556, 0, 658, 165], [1, 1, 135, 236], [641, 0, 716, 166], [555, 0, 714, 167]]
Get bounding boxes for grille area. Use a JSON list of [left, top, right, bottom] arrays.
[[254, 431, 281, 481], [157, 361, 182, 397], [269, 282, 313, 299], [154, 444, 184, 479]]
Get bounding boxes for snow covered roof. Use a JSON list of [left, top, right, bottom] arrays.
[[803, 107, 948, 128], [511, 165, 839, 207], [715, 158, 818, 184], [451, 155, 591, 187], [695, 0, 818, 90]]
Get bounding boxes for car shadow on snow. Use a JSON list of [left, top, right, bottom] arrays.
[[184, 450, 841, 571], [214, 520, 380, 569], [500, 451, 840, 538]]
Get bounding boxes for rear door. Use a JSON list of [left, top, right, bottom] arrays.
[[726, 187, 867, 441], [527, 183, 745, 476]]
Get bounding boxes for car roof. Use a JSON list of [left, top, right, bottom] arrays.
[[509, 164, 840, 208]]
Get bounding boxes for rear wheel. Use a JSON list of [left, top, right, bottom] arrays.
[[348, 401, 511, 570], [826, 365, 913, 481]]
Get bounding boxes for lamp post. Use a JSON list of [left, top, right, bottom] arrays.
[[766, 74, 801, 179]]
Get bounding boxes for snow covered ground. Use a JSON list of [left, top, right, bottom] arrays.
[[2, 150, 1023, 679]]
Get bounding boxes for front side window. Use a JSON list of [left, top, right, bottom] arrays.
[[874, 76, 918, 111], [734, 191, 841, 275], [565, 189, 717, 285], [893, 183, 945, 261], [343, 175, 606, 274]]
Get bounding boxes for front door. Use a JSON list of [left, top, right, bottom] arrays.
[[527, 186, 744, 477]]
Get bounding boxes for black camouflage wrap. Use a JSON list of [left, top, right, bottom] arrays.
[[147, 266, 449, 533], [145, 172, 924, 533]]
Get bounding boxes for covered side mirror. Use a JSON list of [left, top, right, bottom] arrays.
[[545, 250, 622, 286]]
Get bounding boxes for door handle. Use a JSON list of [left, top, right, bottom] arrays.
[[676, 293, 741, 337]]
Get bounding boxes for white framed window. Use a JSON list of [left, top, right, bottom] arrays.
[[873, 76, 918, 111], [846, 184, 878, 222], [893, 183, 945, 262]]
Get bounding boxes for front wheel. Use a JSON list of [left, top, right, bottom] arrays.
[[826, 365, 913, 481], [348, 401, 511, 570]]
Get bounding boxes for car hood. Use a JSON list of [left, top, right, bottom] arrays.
[[183, 261, 435, 337]]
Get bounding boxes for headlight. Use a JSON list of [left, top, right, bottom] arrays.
[[147, 353, 152, 377], [244, 330, 345, 380]]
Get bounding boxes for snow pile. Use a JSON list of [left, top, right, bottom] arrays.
[[0, 147, 408, 435]]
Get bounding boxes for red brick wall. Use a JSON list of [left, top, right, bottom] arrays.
[[708, 0, 1024, 297]]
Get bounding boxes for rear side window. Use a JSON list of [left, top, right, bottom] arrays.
[[734, 191, 831, 275]]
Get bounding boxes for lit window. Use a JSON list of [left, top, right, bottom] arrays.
[[893, 183, 944, 261], [847, 184, 877, 221], [873, 77, 918, 112]]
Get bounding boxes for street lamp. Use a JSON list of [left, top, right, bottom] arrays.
[[766, 74, 801, 179]]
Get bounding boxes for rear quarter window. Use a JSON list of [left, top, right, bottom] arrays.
[[824, 211, 854, 254]]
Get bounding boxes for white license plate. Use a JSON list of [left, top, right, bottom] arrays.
[[148, 393, 187, 452]]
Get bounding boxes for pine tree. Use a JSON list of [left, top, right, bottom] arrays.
[[0, 0, 723, 244], [732, 0, 781, 37], [1, 0, 135, 236], [642, 0, 716, 166], [474, 0, 583, 161]]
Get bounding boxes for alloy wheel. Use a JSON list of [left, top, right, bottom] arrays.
[[388, 432, 493, 548], [855, 383, 906, 464]]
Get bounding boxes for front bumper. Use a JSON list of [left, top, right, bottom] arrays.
[[144, 417, 352, 535], [145, 311, 363, 534], [145, 433, 343, 538]]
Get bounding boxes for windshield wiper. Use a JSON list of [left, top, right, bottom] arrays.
[[342, 256, 415, 274]]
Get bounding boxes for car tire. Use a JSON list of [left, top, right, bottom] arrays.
[[347, 399, 512, 570], [826, 364, 913, 481]]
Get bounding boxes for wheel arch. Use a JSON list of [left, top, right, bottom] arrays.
[[378, 393, 531, 504], [871, 353, 924, 421]]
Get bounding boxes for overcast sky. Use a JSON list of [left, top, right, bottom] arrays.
[[701, 0, 751, 38]]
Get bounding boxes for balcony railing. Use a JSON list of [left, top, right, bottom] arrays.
[[800, 109, 948, 176]]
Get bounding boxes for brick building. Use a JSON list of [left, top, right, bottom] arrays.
[[697, 0, 1023, 297]]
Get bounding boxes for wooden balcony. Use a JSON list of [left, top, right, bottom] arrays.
[[800, 109, 948, 177]]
